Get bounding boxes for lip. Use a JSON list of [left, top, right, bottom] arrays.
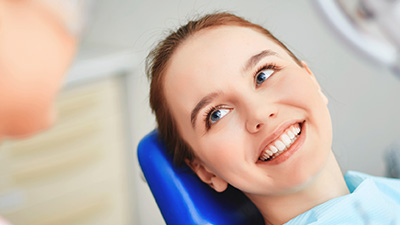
[[256, 119, 305, 164]]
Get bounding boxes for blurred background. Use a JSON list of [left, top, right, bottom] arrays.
[[0, 0, 399, 224]]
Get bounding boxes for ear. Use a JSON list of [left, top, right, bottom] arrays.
[[185, 158, 228, 192], [301, 61, 328, 105]]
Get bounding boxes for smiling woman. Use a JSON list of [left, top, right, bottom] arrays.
[[146, 12, 400, 225]]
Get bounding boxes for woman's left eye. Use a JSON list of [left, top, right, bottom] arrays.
[[255, 69, 274, 86]]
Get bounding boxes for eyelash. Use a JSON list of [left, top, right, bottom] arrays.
[[203, 105, 223, 131], [253, 63, 281, 86], [203, 63, 281, 131]]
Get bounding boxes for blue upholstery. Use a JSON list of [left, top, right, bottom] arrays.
[[137, 130, 264, 225]]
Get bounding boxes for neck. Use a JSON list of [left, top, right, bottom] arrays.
[[250, 151, 349, 225]]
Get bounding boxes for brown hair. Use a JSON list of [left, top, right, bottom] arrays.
[[146, 12, 302, 166]]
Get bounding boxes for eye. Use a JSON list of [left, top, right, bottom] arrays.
[[255, 69, 274, 87], [209, 108, 230, 124], [204, 105, 234, 131]]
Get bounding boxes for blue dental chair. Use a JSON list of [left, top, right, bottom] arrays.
[[137, 130, 264, 225]]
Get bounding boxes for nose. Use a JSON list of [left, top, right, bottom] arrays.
[[245, 98, 277, 134]]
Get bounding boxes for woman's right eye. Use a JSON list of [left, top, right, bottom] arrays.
[[209, 108, 230, 125]]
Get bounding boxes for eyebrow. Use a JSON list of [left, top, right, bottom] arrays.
[[191, 92, 220, 129], [243, 50, 278, 72], [190, 50, 278, 129]]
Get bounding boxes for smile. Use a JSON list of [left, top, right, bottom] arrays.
[[259, 122, 303, 162]]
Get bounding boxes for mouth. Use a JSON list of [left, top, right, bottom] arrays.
[[258, 121, 304, 162]]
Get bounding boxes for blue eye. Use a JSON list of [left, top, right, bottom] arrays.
[[255, 69, 274, 86], [209, 108, 230, 124]]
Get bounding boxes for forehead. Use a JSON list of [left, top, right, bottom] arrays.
[[165, 26, 293, 85], [163, 26, 292, 125], [173, 26, 288, 66]]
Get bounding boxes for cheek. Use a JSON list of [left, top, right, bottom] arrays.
[[199, 135, 239, 163], [274, 73, 332, 183], [279, 72, 330, 125], [279, 75, 317, 105], [197, 124, 247, 170], [0, 33, 75, 137]]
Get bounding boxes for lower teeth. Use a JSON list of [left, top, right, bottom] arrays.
[[259, 123, 302, 162]]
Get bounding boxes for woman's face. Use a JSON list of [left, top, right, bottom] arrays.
[[164, 26, 332, 197], [0, 1, 76, 138]]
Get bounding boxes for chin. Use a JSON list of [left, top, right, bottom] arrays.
[[271, 168, 321, 195], [5, 123, 50, 139], [274, 152, 328, 194], [4, 111, 56, 140], [292, 156, 330, 192]]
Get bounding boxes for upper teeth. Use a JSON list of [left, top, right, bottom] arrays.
[[259, 123, 301, 161]]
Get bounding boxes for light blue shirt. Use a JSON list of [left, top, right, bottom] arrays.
[[286, 171, 400, 225]]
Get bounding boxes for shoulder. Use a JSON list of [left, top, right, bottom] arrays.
[[344, 170, 400, 187], [286, 171, 400, 224], [345, 170, 400, 203]]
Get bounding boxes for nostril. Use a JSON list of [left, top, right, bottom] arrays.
[[256, 123, 261, 129], [269, 113, 275, 118]]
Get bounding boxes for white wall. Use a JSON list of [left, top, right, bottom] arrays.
[[81, 0, 400, 224]]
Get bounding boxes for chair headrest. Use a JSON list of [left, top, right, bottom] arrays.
[[138, 130, 264, 225]]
